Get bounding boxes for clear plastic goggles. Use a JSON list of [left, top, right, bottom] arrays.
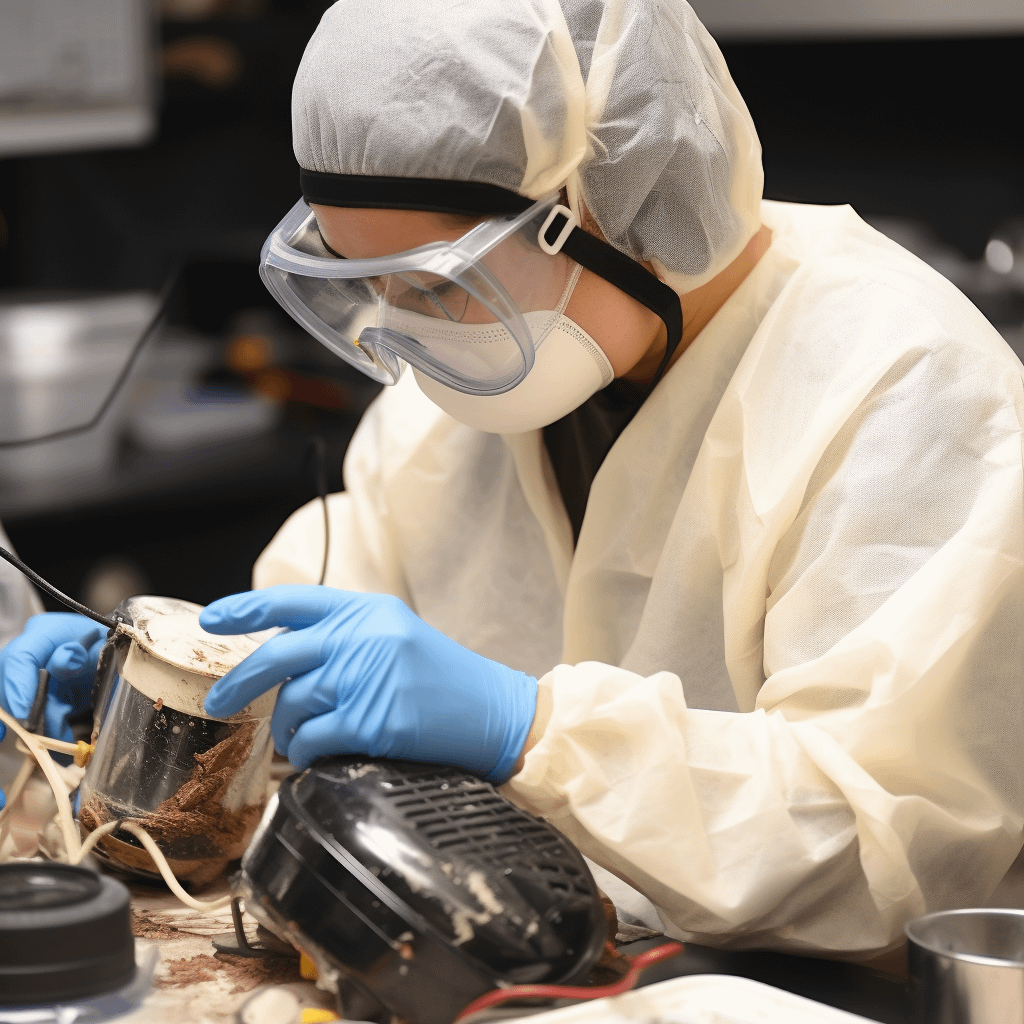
[[259, 193, 577, 395]]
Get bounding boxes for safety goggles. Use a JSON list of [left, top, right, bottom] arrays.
[[259, 193, 580, 395]]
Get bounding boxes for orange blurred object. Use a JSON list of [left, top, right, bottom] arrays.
[[252, 368, 293, 401], [299, 952, 318, 980], [226, 333, 275, 372], [299, 1009, 340, 1023], [249, 368, 350, 410], [160, 36, 242, 88]]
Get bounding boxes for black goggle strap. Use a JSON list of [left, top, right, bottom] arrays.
[[543, 212, 684, 387], [301, 169, 533, 216]]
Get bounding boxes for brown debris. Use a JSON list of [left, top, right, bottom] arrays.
[[157, 954, 221, 988], [157, 952, 302, 994], [599, 890, 618, 944], [214, 953, 303, 993], [131, 909, 183, 940], [81, 720, 265, 887]]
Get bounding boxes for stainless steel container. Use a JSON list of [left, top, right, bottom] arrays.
[[907, 908, 1024, 1023]]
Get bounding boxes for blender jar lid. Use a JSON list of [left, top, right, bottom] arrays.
[[123, 595, 272, 679], [116, 595, 278, 720]]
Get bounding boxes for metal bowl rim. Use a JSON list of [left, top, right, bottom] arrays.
[[906, 908, 1024, 967]]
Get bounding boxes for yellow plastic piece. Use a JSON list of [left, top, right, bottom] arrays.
[[300, 1011, 341, 1023], [74, 741, 95, 768], [299, 952, 318, 980]]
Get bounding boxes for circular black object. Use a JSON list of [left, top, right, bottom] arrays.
[[0, 863, 135, 1006]]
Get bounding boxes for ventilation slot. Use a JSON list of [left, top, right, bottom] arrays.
[[366, 765, 592, 896]]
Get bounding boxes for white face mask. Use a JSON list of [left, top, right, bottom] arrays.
[[412, 266, 615, 434]]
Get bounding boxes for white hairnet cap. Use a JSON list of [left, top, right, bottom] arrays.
[[293, 0, 764, 292]]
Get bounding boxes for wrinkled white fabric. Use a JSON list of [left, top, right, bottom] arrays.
[[0, 522, 42, 651], [292, 0, 762, 291], [254, 201, 1024, 956]]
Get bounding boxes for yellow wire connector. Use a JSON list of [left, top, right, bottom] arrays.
[[300, 1011, 341, 1023], [299, 952, 318, 980], [74, 741, 95, 768]]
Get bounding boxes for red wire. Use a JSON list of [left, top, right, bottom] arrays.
[[454, 941, 685, 1022]]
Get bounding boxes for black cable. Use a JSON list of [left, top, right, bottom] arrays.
[[21, 670, 49, 734], [305, 435, 330, 586], [0, 545, 117, 629], [555, 222, 684, 389], [0, 267, 181, 450]]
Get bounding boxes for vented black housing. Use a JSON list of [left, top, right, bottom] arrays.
[[238, 756, 607, 1024]]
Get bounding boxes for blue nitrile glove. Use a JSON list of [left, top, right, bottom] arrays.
[[200, 585, 537, 783], [0, 613, 106, 744]]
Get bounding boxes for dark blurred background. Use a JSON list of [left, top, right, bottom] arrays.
[[0, 0, 1022, 611]]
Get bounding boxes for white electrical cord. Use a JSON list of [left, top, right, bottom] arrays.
[[0, 750, 37, 850], [71, 818, 121, 864], [0, 704, 233, 913], [30, 735, 83, 757], [0, 707, 80, 857], [119, 821, 233, 911]]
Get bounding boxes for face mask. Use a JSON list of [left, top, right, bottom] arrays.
[[412, 266, 615, 434]]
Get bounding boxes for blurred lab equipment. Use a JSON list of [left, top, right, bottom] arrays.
[[0, 268, 375, 613], [907, 908, 1024, 1023], [0, 0, 154, 156], [161, 0, 266, 16], [984, 220, 1024, 285], [80, 555, 150, 617], [125, 324, 280, 453], [688, 0, 1024, 39], [0, 292, 158, 481]]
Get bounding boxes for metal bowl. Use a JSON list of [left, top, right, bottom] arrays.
[[907, 908, 1024, 1023]]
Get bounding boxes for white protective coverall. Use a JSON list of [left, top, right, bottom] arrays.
[[254, 198, 1024, 956], [0, 522, 41, 650]]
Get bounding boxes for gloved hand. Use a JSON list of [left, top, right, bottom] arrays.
[[0, 613, 107, 748], [201, 585, 537, 783]]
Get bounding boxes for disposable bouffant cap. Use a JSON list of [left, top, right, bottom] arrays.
[[292, 0, 763, 293]]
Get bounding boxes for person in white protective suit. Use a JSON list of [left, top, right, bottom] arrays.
[[3, 0, 1024, 958]]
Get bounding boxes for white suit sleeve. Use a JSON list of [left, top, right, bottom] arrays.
[[253, 396, 411, 601], [0, 521, 43, 649], [505, 342, 1024, 955]]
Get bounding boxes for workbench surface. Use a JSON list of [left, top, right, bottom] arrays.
[[117, 880, 335, 1023]]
